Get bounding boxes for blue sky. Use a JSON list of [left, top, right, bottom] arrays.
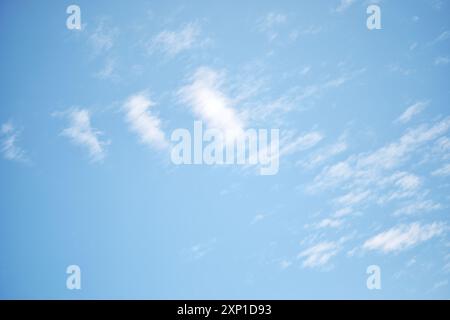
[[1, 0, 450, 299]]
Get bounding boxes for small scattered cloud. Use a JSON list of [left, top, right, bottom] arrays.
[[257, 12, 288, 41], [59, 109, 108, 162], [309, 117, 450, 193], [335, 190, 371, 206], [178, 67, 245, 143], [314, 218, 343, 229], [89, 19, 117, 56], [0, 121, 29, 164], [93, 57, 120, 81], [298, 241, 339, 268], [432, 163, 450, 177], [150, 22, 203, 56], [388, 64, 415, 76], [335, 0, 357, 13], [279, 259, 292, 269], [396, 101, 429, 124], [394, 200, 442, 216], [251, 213, 270, 225], [432, 0, 444, 10], [429, 30, 450, 46], [185, 238, 217, 261], [123, 92, 168, 150], [279, 131, 324, 156], [434, 56, 450, 66], [298, 136, 347, 169], [363, 222, 446, 253]]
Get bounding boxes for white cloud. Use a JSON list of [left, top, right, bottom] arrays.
[[1, 122, 13, 134], [279, 131, 323, 156], [394, 172, 421, 190], [257, 12, 287, 42], [335, 0, 357, 13], [279, 259, 292, 269], [335, 190, 370, 206], [363, 222, 446, 253], [376, 172, 422, 204], [178, 67, 245, 142], [247, 69, 364, 125], [314, 218, 343, 229], [123, 93, 168, 150], [89, 20, 117, 56], [434, 56, 450, 66], [432, 279, 448, 290], [430, 30, 450, 45], [388, 64, 415, 76], [333, 207, 353, 218], [261, 12, 287, 29], [251, 213, 269, 225], [60, 109, 107, 162], [432, 163, 450, 176], [435, 136, 450, 153], [150, 22, 202, 56], [1, 121, 29, 163], [297, 241, 339, 268], [94, 57, 119, 81], [432, 0, 444, 10], [394, 200, 442, 216], [310, 117, 450, 193], [298, 137, 347, 169], [396, 101, 428, 124], [186, 238, 216, 261], [309, 161, 354, 191]]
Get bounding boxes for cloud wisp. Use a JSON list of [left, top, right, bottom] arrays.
[[59, 109, 108, 162], [123, 93, 168, 150], [0, 121, 29, 164], [363, 222, 446, 253]]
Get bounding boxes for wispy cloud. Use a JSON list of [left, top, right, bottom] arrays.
[[123, 92, 168, 150], [257, 12, 287, 41], [363, 222, 446, 253], [249, 68, 364, 124], [430, 30, 450, 46], [298, 136, 347, 169], [313, 218, 344, 229], [335, 190, 371, 206], [393, 200, 442, 216], [434, 56, 450, 66], [89, 19, 117, 56], [432, 163, 450, 176], [0, 121, 29, 163], [309, 117, 450, 193], [150, 22, 202, 56], [94, 57, 119, 81], [185, 238, 217, 261], [260, 12, 287, 29], [279, 131, 323, 156], [335, 0, 357, 13], [396, 101, 429, 124], [59, 109, 108, 162], [178, 67, 245, 142], [298, 241, 340, 268]]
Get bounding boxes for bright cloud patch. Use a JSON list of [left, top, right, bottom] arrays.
[[61, 109, 107, 162], [123, 93, 168, 150], [298, 241, 339, 268], [363, 222, 446, 253], [178, 67, 245, 142]]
